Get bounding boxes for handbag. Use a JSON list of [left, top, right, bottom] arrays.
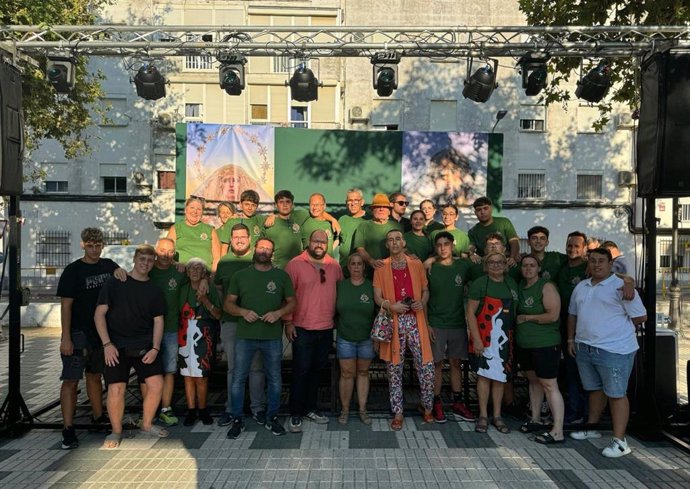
[[371, 305, 393, 343]]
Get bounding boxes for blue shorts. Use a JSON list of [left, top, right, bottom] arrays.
[[60, 330, 104, 381], [160, 331, 179, 374], [575, 343, 636, 398], [336, 336, 376, 360]]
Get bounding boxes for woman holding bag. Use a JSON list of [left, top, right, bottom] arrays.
[[373, 229, 435, 431], [335, 253, 376, 425], [178, 258, 222, 426]]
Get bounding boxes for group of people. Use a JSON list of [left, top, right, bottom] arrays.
[[57, 188, 646, 459]]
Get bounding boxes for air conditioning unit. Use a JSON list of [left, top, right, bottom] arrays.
[[349, 106, 368, 122], [614, 113, 635, 129], [617, 170, 637, 187]]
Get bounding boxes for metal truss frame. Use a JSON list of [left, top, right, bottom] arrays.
[[1, 25, 690, 59]]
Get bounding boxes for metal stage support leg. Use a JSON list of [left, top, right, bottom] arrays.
[[0, 195, 31, 434]]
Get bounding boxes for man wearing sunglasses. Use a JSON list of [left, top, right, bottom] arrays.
[[284, 230, 343, 433], [389, 192, 412, 233]]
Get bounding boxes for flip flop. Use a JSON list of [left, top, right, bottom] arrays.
[[492, 417, 511, 434], [520, 421, 551, 433], [103, 432, 122, 449], [475, 416, 489, 433], [139, 425, 169, 438], [534, 432, 565, 445]]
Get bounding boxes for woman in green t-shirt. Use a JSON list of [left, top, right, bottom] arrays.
[[167, 197, 221, 271], [516, 254, 565, 444], [178, 258, 222, 426], [335, 253, 376, 425]]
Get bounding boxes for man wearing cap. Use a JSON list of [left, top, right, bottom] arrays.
[[353, 193, 403, 273], [468, 196, 520, 264]]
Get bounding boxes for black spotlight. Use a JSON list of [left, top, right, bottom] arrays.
[[287, 64, 321, 102], [576, 60, 611, 103], [134, 64, 166, 100], [46, 56, 75, 93], [463, 59, 498, 103], [372, 52, 401, 97], [218, 54, 246, 96], [518, 53, 549, 96]]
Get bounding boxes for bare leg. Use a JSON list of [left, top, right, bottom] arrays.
[[106, 383, 126, 436], [526, 370, 544, 422], [609, 396, 629, 440], [477, 376, 490, 419], [60, 380, 78, 427], [161, 373, 175, 409], [449, 359, 462, 393], [195, 378, 208, 409], [587, 390, 608, 424], [355, 359, 372, 412], [141, 375, 163, 431], [491, 381, 505, 419], [184, 376, 196, 409], [338, 359, 356, 413], [539, 377, 564, 439], [433, 361, 444, 396], [85, 373, 104, 418]]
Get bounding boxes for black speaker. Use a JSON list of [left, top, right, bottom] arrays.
[[0, 62, 23, 196], [637, 51, 690, 197]]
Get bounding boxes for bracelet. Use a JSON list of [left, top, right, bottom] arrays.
[[103, 342, 114, 348], [152, 347, 160, 352]]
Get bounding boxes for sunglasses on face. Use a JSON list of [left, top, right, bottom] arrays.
[[395, 201, 409, 206]]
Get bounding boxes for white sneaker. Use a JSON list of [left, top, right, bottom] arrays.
[[569, 430, 602, 440], [602, 437, 632, 458], [305, 411, 329, 424]]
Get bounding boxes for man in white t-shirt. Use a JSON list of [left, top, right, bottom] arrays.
[[566, 247, 647, 458]]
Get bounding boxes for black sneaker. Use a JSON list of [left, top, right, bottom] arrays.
[[183, 409, 198, 426], [217, 413, 233, 427], [252, 410, 267, 425], [289, 416, 302, 433], [226, 419, 245, 439], [198, 408, 213, 425], [265, 416, 286, 436], [61, 426, 79, 449]]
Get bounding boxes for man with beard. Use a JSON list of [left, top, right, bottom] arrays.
[[215, 224, 267, 427], [285, 230, 343, 433], [338, 188, 367, 271], [224, 237, 296, 439]]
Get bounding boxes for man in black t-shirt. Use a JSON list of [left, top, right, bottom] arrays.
[[56, 228, 122, 450], [95, 244, 168, 448]]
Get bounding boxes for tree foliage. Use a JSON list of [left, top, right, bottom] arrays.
[[1, 0, 112, 159], [518, 0, 690, 130]]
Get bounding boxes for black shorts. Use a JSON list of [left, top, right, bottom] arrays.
[[103, 348, 164, 386], [60, 330, 105, 381], [517, 345, 561, 379]]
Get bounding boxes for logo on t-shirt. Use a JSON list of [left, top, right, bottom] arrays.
[[524, 296, 535, 307], [571, 276, 581, 286], [253, 225, 261, 236], [454, 274, 463, 287], [266, 281, 277, 294], [200, 232, 209, 241], [85, 272, 111, 290], [292, 223, 300, 233], [542, 271, 551, 280], [360, 294, 370, 303], [168, 278, 178, 290], [511, 290, 519, 301]]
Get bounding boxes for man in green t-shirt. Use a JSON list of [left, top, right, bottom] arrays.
[[149, 237, 186, 427], [225, 237, 296, 439], [468, 196, 520, 264], [263, 190, 310, 269], [338, 188, 368, 270], [218, 190, 265, 254], [214, 223, 265, 428], [353, 193, 403, 273], [427, 232, 474, 424], [525, 225, 567, 282], [301, 193, 338, 257]]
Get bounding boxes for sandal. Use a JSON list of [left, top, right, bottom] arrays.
[[139, 425, 169, 438], [534, 432, 565, 445], [359, 410, 372, 425], [492, 417, 511, 434], [520, 421, 550, 434], [390, 416, 404, 431], [475, 416, 489, 433], [103, 432, 122, 449], [338, 411, 349, 425]]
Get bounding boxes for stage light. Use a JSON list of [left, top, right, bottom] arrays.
[[518, 53, 549, 96], [371, 52, 401, 97], [463, 59, 498, 103], [46, 56, 75, 93], [287, 64, 321, 102], [134, 64, 166, 100], [576, 60, 611, 103], [218, 54, 246, 96]]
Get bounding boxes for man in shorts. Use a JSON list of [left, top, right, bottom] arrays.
[[57, 227, 122, 449], [427, 232, 474, 423], [95, 244, 169, 448], [567, 247, 647, 458]]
